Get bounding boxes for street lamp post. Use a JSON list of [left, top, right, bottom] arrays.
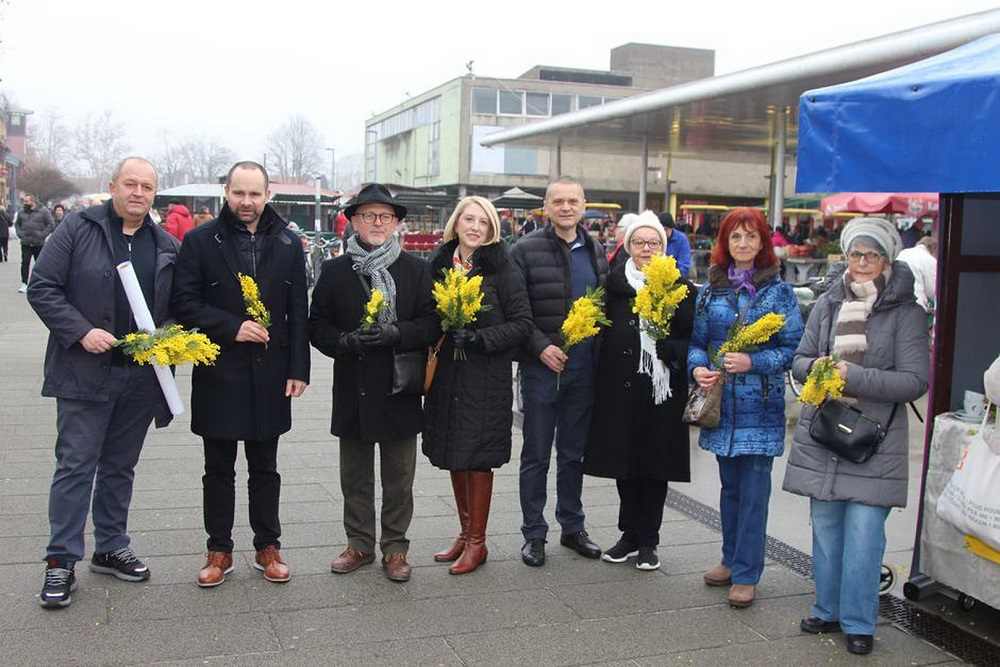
[[313, 173, 322, 234], [325, 147, 336, 191]]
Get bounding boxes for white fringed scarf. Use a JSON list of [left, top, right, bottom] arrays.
[[625, 258, 672, 404]]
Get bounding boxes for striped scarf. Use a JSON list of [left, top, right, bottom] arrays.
[[345, 234, 402, 324], [832, 271, 887, 365]]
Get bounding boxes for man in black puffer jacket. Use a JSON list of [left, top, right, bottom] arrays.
[[511, 176, 609, 567]]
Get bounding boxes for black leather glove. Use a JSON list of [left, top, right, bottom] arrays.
[[451, 328, 482, 350], [359, 323, 401, 348], [338, 330, 365, 356]]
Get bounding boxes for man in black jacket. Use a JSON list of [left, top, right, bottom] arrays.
[[171, 161, 310, 588], [511, 176, 608, 567], [15, 194, 55, 292]]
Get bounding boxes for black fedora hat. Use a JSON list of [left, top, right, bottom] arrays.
[[344, 183, 406, 220]]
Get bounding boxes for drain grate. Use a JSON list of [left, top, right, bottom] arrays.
[[666, 488, 1000, 666]]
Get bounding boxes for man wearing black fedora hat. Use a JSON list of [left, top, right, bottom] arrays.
[[309, 183, 438, 583]]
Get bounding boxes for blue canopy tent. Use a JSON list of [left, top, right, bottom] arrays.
[[797, 34, 1000, 194], [795, 35, 1000, 620]]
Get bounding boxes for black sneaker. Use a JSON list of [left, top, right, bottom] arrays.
[[601, 538, 638, 563], [636, 546, 660, 571], [40, 563, 77, 608], [89, 547, 150, 581]]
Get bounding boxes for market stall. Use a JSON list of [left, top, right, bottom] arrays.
[[797, 34, 1000, 611]]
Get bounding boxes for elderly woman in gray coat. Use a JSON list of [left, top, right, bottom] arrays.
[[782, 217, 929, 657]]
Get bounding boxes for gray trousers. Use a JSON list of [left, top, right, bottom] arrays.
[[45, 365, 158, 564], [339, 436, 416, 556]]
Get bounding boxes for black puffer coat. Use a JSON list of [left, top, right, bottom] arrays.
[[584, 261, 695, 481], [170, 204, 311, 440], [422, 241, 533, 470], [510, 224, 608, 362]]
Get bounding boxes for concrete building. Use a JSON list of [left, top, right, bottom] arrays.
[[363, 43, 768, 222]]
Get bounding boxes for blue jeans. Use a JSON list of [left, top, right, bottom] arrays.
[[717, 454, 773, 585], [519, 362, 594, 539], [810, 499, 891, 635], [46, 365, 158, 564]]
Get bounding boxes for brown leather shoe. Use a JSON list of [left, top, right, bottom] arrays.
[[703, 564, 733, 586], [330, 546, 375, 574], [383, 552, 412, 582], [728, 584, 756, 608], [254, 545, 291, 583], [197, 551, 234, 588]]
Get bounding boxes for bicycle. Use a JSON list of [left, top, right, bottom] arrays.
[[304, 235, 339, 289]]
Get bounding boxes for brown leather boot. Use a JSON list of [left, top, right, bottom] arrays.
[[435, 471, 469, 562], [450, 471, 492, 575]]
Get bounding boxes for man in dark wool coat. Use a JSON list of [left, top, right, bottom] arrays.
[[171, 161, 310, 588], [309, 183, 437, 583]]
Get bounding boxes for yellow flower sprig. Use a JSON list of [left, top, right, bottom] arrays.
[[238, 273, 271, 328], [709, 312, 786, 371], [561, 286, 611, 352], [115, 325, 220, 367], [799, 357, 846, 406], [633, 254, 689, 339], [432, 267, 491, 359], [361, 289, 386, 331]]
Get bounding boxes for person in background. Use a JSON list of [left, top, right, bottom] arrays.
[[658, 211, 692, 278], [164, 203, 195, 242], [607, 212, 639, 269], [422, 196, 532, 575], [896, 236, 937, 312], [309, 183, 438, 583], [585, 211, 695, 571], [15, 194, 55, 293], [27, 157, 178, 608], [783, 217, 929, 656], [193, 206, 214, 227], [0, 204, 11, 262], [511, 176, 608, 567], [52, 204, 67, 228], [171, 161, 310, 588], [687, 207, 803, 609], [899, 219, 925, 249]]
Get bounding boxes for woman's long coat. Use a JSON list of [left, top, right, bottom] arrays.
[[170, 204, 310, 440], [308, 248, 438, 442], [782, 262, 930, 508], [422, 240, 533, 470], [584, 261, 695, 481]]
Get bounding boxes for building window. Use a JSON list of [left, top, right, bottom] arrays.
[[525, 92, 549, 116], [551, 94, 572, 116], [366, 130, 378, 181], [578, 95, 603, 110], [427, 121, 440, 177], [471, 124, 541, 176], [498, 90, 523, 115], [472, 88, 497, 114]]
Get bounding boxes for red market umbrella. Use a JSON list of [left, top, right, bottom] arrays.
[[820, 192, 939, 218]]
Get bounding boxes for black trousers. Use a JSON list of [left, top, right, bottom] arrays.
[[616, 478, 669, 547], [21, 243, 42, 283], [0, 237, 8, 261], [202, 437, 281, 553]]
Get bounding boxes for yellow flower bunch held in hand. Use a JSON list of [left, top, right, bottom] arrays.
[[799, 357, 846, 406], [238, 273, 271, 329], [632, 254, 689, 339], [432, 267, 491, 359], [115, 325, 220, 367], [708, 311, 786, 378], [559, 286, 611, 387], [361, 289, 386, 332]]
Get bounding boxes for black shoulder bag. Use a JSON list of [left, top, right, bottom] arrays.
[[809, 399, 898, 464]]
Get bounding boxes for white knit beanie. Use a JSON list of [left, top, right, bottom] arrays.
[[623, 210, 667, 249], [840, 217, 902, 261]]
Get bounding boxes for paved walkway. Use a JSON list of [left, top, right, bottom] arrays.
[[0, 245, 969, 665]]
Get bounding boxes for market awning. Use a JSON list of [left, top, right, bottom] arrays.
[[491, 187, 543, 209], [820, 192, 939, 217]]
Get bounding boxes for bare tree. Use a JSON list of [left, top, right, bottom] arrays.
[[153, 131, 186, 189], [26, 109, 74, 170], [74, 111, 131, 182], [19, 164, 81, 204], [178, 136, 235, 182], [266, 115, 323, 182]]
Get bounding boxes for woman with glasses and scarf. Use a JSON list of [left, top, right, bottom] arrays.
[[584, 211, 696, 572], [687, 207, 803, 608], [783, 217, 929, 656]]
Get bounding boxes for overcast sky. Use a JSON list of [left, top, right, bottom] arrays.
[[2, 0, 998, 167]]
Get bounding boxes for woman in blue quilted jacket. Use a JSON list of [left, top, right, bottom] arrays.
[[687, 207, 803, 608]]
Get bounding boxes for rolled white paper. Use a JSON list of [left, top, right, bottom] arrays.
[[116, 261, 185, 415]]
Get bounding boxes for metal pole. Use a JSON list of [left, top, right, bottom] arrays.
[[326, 147, 336, 191], [314, 175, 322, 234], [639, 135, 649, 211], [771, 107, 787, 230]]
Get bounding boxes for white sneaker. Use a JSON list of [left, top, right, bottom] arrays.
[[18, 283, 27, 293]]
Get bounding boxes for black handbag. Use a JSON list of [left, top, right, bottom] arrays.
[[808, 399, 898, 464], [391, 349, 427, 396]]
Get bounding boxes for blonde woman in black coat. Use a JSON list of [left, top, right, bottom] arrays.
[[584, 212, 695, 571], [423, 197, 533, 574]]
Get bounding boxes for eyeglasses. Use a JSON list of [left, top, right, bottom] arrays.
[[357, 212, 396, 224], [630, 239, 663, 250], [847, 250, 884, 263]]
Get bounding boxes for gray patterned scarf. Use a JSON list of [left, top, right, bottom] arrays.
[[345, 234, 402, 324]]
